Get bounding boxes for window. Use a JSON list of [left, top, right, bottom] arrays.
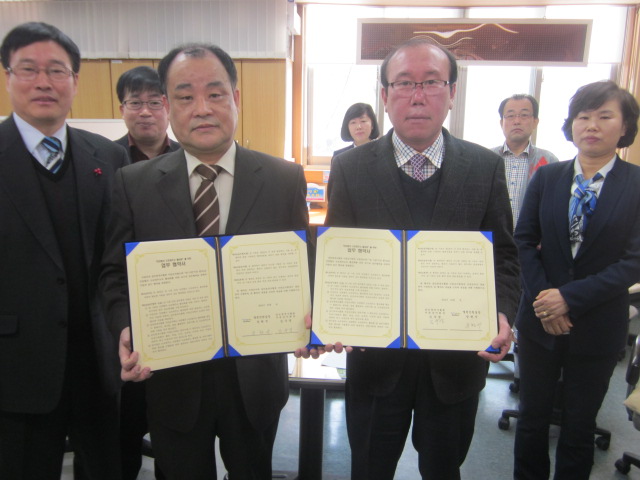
[[304, 4, 629, 165]]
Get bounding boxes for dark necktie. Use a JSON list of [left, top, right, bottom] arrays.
[[569, 172, 603, 245], [193, 164, 222, 236], [410, 154, 427, 182], [42, 136, 63, 173]]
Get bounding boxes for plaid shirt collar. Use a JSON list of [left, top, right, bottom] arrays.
[[499, 141, 532, 157], [392, 130, 445, 169]]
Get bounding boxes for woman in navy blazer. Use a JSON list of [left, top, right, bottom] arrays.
[[513, 81, 640, 479]]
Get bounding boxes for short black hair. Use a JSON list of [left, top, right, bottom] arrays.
[[116, 66, 163, 103], [158, 43, 237, 94], [1, 22, 80, 73], [562, 80, 639, 149], [380, 38, 457, 90], [340, 103, 380, 142], [498, 94, 540, 119]]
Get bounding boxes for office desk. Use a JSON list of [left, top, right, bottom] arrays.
[[289, 355, 346, 480]]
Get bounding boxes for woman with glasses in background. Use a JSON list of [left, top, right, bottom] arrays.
[[332, 102, 380, 158]]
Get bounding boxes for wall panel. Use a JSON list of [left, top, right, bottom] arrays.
[[71, 60, 113, 118]]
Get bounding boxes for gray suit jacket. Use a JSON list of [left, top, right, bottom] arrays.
[[100, 144, 308, 432], [326, 129, 520, 403], [0, 115, 129, 413]]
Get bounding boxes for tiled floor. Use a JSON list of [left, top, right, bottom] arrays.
[[62, 326, 640, 479]]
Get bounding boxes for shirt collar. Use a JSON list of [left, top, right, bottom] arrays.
[[391, 130, 445, 168], [13, 112, 67, 156], [127, 133, 173, 162], [572, 155, 616, 181], [501, 141, 532, 156], [185, 141, 236, 178]]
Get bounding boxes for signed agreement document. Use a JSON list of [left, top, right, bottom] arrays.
[[311, 227, 497, 351], [126, 231, 311, 371]]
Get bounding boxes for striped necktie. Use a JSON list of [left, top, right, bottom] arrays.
[[42, 136, 63, 173], [193, 163, 222, 236]]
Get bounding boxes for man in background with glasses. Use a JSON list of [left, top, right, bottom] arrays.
[[492, 94, 559, 228], [114, 65, 177, 480], [0, 22, 128, 479], [325, 38, 520, 479], [115, 66, 179, 164]]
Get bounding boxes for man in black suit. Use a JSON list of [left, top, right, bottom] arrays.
[[100, 43, 308, 479], [0, 22, 128, 479], [114, 65, 179, 163], [325, 39, 520, 479]]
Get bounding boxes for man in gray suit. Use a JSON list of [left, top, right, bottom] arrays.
[[0, 22, 128, 479], [100, 43, 308, 479], [326, 39, 520, 480]]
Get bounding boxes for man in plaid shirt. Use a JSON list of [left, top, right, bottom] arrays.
[[492, 94, 559, 228]]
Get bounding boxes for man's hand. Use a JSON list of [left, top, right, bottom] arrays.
[[477, 313, 513, 363], [119, 327, 152, 382], [293, 314, 353, 359]]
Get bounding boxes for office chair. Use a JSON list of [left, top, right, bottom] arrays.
[[614, 334, 640, 474], [497, 330, 613, 450], [498, 380, 612, 450]]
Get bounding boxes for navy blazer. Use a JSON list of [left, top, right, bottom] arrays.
[[0, 115, 129, 413], [100, 144, 309, 432], [325, 129, 520, 403], [515, 157, 640, 356]]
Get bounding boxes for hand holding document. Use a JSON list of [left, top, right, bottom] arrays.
[[125, 228, 501, 372], [311, 228, 498, 352], [126, 231, 311, 371]]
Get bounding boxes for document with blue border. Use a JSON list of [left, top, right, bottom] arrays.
[[125, 231, 311, 371], [311, 228, 497, 351]]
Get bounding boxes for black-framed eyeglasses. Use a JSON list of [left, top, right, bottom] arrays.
[[7, 64, 74, 82], [503, 113, 533, 121], [388, 79, 452, 96], [122, 100, 165, 111]]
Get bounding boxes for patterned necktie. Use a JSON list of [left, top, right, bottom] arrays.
[[42, 136, 63, 173], [193, 163, 222, 236], [569, 172, 603, 245], [410, 154, 427, 182]]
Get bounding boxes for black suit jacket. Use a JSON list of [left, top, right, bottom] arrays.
[[515, 157, 640, 356], [100, 144, 308, 432], [332, 144, 354, 158], [325, 129, 520, 403], [0, 115, 129, 413], [114, 134, 180, 162]]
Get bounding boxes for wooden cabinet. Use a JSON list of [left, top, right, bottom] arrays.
[[233, 60, 243, 146], [237, 60, 289, 159], [71, 60, 113, 119], [0, 72, 10, 117]]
